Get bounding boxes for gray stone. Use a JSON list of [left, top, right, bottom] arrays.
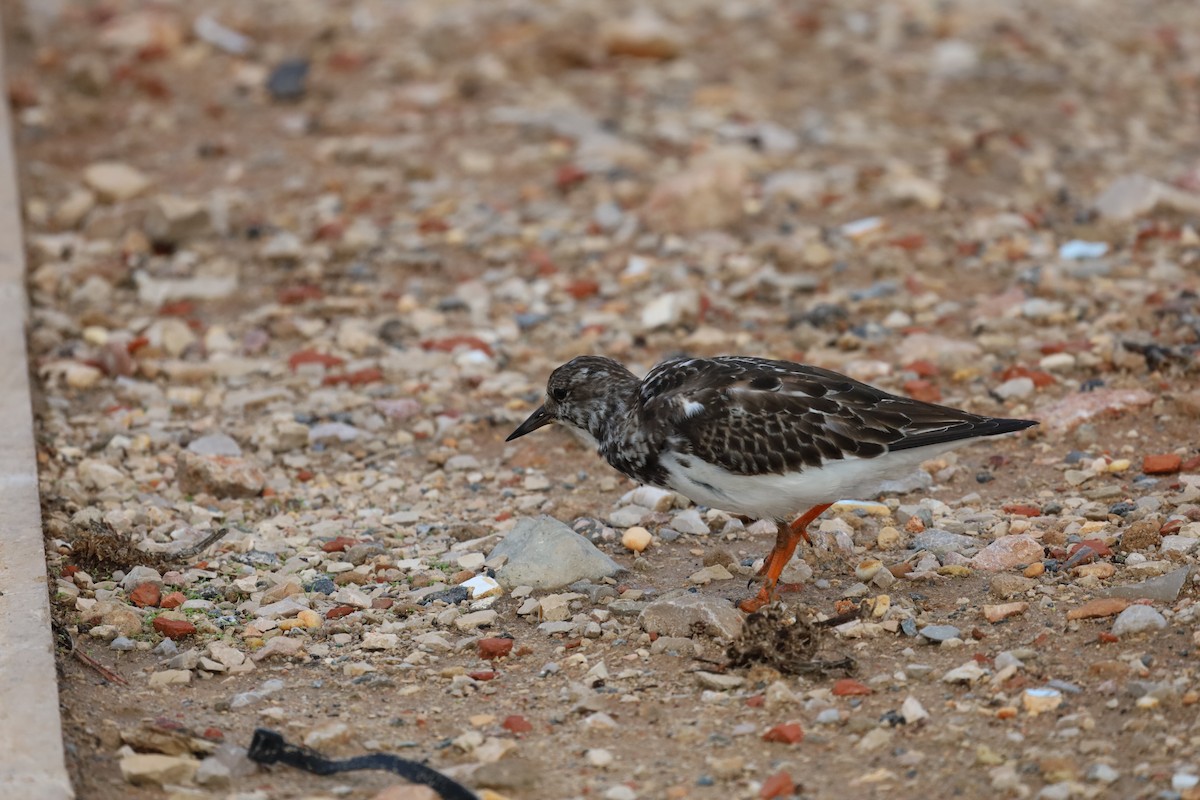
[[145, 195, 212, 245], [970, 534, 1042, 571], [919, 625, 961, 642], [649, 636, 700, 656], [345, 542, 386, 565], [909, 530, 976, 556], [1160, 536, 1199, 554], [608, 506, 649, 527], [695, 671, 744, 690], [176, 452, 264, 498], [606, 599, 647, 617], [670, 508, 710, 535], [877, 469, 934, 496], [255, 597, 308, 620], [308, 422, 360, 443], [1111, 605, 1168, 637], [990, 573, 1036, 600], [639, 592, 743, 640], [186, 433, 242, 457], [109, 636, 135, 651], [1107, 566, 1190, 602], [121, 565, 163, 592], [194, 756, 232, 789], [490, 516, 624, 589], [1086, 763, 1120, 784]]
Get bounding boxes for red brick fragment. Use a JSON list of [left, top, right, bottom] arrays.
[[905, 360, 939, 378], [322, 367, 383, 387], [556, 164, 588, 191], [999, 365, 1055, 388], [760, 770, 796, 799], [288, 350, 344, 371], [1161, 519, 1184, 535], [130, 583, 161, 608], [420, 335, 493, 356], [762, 723, 804, 744], [478, 637, 514, 660], [160, 592, 186, 609], [1143, 453, 1182, 474], [278, 285, 323, 305], [158, 300, 195, 318], [153, 617, 196, 639], [1069, 539, 1113, 559], [502, 715, 533, 733], [903, 379, 941, 403], [1003, 503, 1041, 517], [324, 605, 356, 620], [831, 678, 873, 696], [565, 279, 600, 300], [322, 537, 357, 553]]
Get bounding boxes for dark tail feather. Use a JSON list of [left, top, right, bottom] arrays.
[[889, 417, 1037, 452]]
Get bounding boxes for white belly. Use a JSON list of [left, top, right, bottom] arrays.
[[658, 441, 968, 520]]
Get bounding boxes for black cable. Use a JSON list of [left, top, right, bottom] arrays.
[[247, 728, 478, 800]]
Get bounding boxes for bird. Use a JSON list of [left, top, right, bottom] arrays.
[[507, 355, 1037, 612]]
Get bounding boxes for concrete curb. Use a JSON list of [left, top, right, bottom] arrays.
[[0, 13, 75, 800]]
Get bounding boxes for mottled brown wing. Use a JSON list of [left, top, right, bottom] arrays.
[[638, 356, 1033, 476]]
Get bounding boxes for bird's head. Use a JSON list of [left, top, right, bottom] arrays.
[[506, 355, 636, 444]]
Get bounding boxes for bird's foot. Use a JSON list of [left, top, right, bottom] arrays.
[[738, 586, 774, 613]]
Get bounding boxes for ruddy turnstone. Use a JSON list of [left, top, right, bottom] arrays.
[[507, 355, 1037, 612]]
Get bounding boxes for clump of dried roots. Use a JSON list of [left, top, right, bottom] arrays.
[[726, 602, 858, 676], [68, 518, 228, 574]]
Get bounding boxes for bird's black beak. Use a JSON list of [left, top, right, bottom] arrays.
[[506, 405, 553, 441]]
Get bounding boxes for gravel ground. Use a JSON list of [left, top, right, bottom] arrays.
[[8, 0, 1200, 798]]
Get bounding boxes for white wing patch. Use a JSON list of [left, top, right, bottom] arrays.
[[681, 399, 705, 418]]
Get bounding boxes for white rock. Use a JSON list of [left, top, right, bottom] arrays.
[[462, 574, 502, 599], [671, 508, 710, 535], [994, 377, 1035, 399], [84, 161, 151, 201], [688, 564, 734, 584], [120, 753, 199, 787], [1160, 536, 1199, 555], [626, 485, 676, 511], [900, 695, 929, 724], [942, 661, 986, 684], [640, 290, 699, 330], [454, 610, 498, 631], [144, 195, 211, 244], [361, 632, 399, 650], [1111, 605, 1167, 636], [77, 458, 127, 490]]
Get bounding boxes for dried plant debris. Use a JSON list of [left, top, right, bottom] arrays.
[[726, 603, 857, 676], [67, 518, 228, 574], [52, 621, 129, 686]]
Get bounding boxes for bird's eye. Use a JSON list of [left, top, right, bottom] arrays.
[[550, 387, 568, 402]]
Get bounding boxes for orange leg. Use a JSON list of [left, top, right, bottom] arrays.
[[738, 503, 832, 613]]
